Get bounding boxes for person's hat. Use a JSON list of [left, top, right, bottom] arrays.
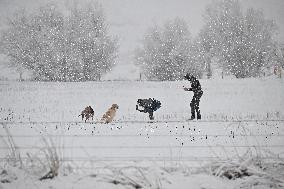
[[184, 73, 192, 80]]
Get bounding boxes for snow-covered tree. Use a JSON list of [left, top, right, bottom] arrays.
[[0, 4, 65, 81], [135, 18, 202, 81], [65, 2, 118, 81], [201, 0, 277, 78], [281, 44, 284, 69], [0, 2, 117, 81]]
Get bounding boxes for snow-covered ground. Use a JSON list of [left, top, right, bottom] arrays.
[[0, 78, 284, 188]]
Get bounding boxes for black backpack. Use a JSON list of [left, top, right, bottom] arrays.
[[151, 98, 161, 111]]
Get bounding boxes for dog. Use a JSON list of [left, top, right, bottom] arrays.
[[136, 98, 161, 120], [101, 104, 119, 123], [79, 106, 94, 122]]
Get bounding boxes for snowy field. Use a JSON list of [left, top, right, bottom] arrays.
[[0, 78, 284, 188]]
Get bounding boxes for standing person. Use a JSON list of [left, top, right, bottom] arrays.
[[183, 73, 203, 120]]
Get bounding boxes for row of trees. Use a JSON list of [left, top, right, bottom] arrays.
[[135, 0, 283, 80], [0, 2, 117, 81], [0, 0, 283, 81]]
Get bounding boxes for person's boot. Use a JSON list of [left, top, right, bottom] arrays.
[[189, 103, 195, 120], [197, 114, 201, 120], [188, 112, 195, 120], [189, 116, 195, 120], [197, 110, 201, 120]]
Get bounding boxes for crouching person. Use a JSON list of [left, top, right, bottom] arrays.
[[136, 98, 161, 120]]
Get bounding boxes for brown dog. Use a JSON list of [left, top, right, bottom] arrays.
[[79, 106, 94, 122], [101, 104, 119, 123]]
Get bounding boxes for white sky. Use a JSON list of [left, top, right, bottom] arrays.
[[0, 0, 283, 80]]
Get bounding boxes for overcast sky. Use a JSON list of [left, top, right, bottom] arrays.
[[0, 0, 283, 80]]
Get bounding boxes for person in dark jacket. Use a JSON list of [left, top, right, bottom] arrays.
[[136, 98, 161, 120], [183, 73, 203, 120]]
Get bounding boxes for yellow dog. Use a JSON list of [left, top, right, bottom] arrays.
[[101, 104, 119, 123]]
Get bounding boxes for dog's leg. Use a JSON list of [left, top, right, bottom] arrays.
[[101, 116, 105, 123]]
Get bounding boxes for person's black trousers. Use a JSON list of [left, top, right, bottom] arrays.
[[190, 91, 203, 119]]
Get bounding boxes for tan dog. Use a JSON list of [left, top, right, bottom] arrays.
[[79, 106, 94, 122], [101, 104, 119, 123]]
